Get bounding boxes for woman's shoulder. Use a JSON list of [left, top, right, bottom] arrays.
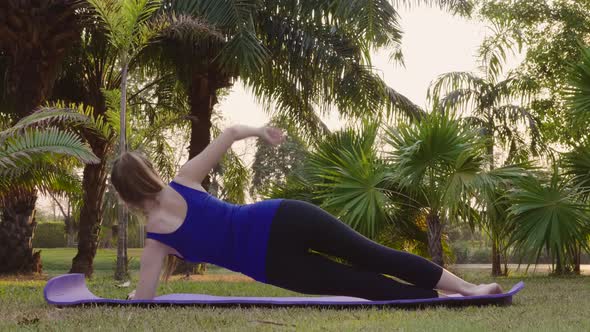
[[170, 176, 207, 193]]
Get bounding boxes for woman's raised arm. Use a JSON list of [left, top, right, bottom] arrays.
[[174, 125, 284, 185]]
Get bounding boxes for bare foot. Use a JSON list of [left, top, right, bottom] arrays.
[[463, 283, 503, 296]]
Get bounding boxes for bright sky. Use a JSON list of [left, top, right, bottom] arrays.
[[38, 6, 522, 214]]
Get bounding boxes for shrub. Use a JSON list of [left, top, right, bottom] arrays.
[[33, 222, 66, 248]]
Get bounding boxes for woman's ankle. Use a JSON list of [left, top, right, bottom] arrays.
[[458, 283, 476, 296]]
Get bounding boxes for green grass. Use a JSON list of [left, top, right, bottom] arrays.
[[39, 248, 144, 277], [1, 248, 589, 331]]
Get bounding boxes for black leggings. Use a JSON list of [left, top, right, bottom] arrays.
[[264, 200, 443, 300]]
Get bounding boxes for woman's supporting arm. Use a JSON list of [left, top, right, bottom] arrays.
[[175, 125, 284, 185], [132, 239, 168, 300]]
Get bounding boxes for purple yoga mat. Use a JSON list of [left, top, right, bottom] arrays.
[[44, 274, 524, 309]]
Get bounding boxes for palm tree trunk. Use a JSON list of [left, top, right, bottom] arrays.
[[0, 0, 81, 275], [0, 42, 55, 276], [70, 142, 109, 276], [0, 189, 42, 274], [187, 73, 215, 188], [426, 212, 444, 267], [68, 55, 115, 276], [555, 251, 563, 275], [65, 215, 75, 247], [572, 243, 581, 274], [491, 240, 503, 276], [115, 61, 129, 281]]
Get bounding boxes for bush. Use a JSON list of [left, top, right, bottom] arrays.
[[33, 222, 66, 248]]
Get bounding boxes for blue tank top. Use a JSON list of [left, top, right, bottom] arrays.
[[146, 181, 282, 282]]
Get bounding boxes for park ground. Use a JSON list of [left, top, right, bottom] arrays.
[[0, 248, 589, 331]]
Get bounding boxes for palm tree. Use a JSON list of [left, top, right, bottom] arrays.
[[0, 0, 84, 274], [506, 167, 590, 274], [146, 0, 457, 180], [428, 28, 544, 274], [0, 0, 83, 118], [562, 44, 590, 272], [49, 21, 121, 277], [384, 113, 486, 266], [50, 26, 227, 276], [267, 113, 524, 267], [385, 111, 526, 266], [0, 108, 98, 273], [85, 0, 165, 279], [267, 120, 431, 255]]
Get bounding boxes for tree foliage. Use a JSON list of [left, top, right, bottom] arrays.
[[477, 0, 590, 145]]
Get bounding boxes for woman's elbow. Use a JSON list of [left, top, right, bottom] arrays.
[[224, 126, 239, 139]]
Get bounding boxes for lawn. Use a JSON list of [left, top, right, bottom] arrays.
[[0, 248, 589, 331]]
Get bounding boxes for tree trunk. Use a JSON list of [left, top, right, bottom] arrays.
[[426, 212, 444, 267], [491, 240, 503, 276], [70, 138, 109, 276], [65, 215, 75, 247], [115, 205, 129, 280], [573, 244, 581, 275], [187, 73, 215, 188], [115, 62, 129, 281], [555, 252, 563, 275], [0, 189, 42, 274]]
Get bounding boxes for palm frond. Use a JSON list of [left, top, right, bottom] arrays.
[[506, 169, 590, 272], [2, 107, 89, 135], [0, 127, 99, 170], [438, 88, 479, 114], [385, 86, 426, 122], [429, 71, 489, 107], [494, 73, 539, 105], [306, 121, 390, 237], [391, 0, 473, 16], [562, 144, 590, 197], [0, 161, 83, 196], [87, 0, 163, 57], [477, 21, 523, 82], [182, 0, 267, 76], [385, 113, 484, 216], [565, 45, 590, 125]]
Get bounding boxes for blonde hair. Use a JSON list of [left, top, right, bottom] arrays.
[[110, 151, 165, 212], [111, 151, 181, 280]]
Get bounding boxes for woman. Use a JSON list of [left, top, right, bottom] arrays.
[[112, 124, 503, 300]]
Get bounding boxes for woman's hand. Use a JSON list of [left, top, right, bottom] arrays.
[[259, 127, 285, 146], [175, 124, 285, 184]]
